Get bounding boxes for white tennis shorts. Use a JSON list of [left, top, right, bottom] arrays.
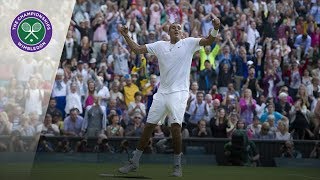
[[146, 91, 189, 126]]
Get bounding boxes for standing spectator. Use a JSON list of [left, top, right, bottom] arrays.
[[260, 103, 288, 125], [294, 34, 312, 61], [84, 80, 96, 109], [108, 41, 130, 76], [247, 116, 262, 139], [78, 36, 94, 64], [289, 99, 314, 140], [61, 30, 78, 61], [199, 60, 217, 93], [64, 108, 84, 136], [96, 76, 110, 107], [142, 74, 158, 115], [82, 96, 107, 137], [242, 67, 263, 99], [246, 21, 260, 53], [187, 91, 209, 130], [109, 81, 125, 105], [199, 46, 219, 71], [217, 63, 233, 96], [310, 0, 320, 26], [24, 78, 43, 115], [210, 108, 229, 138], [65, 83, 82, 115], [239, 89, 256, 126], [123, 74, 139, 107], [52, 69, 67, 118]]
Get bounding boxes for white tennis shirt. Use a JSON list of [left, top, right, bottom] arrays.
[[146, 37, 201, 94]]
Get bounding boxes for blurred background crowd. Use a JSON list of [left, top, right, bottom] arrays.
[[0, 0, 320, 155]]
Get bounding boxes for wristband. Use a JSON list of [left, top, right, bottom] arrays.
[[210, 28, 219, 37]]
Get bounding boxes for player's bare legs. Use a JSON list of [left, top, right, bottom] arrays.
[[118, 123, 157, 174], [171, 123, 183, 177]]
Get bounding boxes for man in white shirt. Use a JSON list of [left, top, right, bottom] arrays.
[[118, 16, 221, 177]]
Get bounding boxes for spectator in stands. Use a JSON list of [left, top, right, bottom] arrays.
[[63, 108, 84, 136], [239, 89, 256, 126], [125, 112, 145, 137], [0, 111, 12, 135], [280, 140, 302, 158], [275, 120, 291, 141], [226, 112, 239, 138], [24, 77, 43, 115], [65, 82, 82, 115], [37, 135, 54, 152], [55, 138, 72, 153], [254, 122, 275, 140], [289, 99, 314, 140], [82, 96, 107, 137], [106, 114, 124, 137], [41, 114, 60, 136], [84, 79, 96, 109], [52, 68, 67, 118], [210, 108, 229, 138], [8, 130, 26, 152], [46, 98, 62, 118], [187, 91, 209, 131], [192, 119, 212, 137], [247, 116, 261, 139], [294, 33, 312, 61], [199, 60, 217, 93], [260, 103, 288, 125], [275, 92, 291, 118], [123, 74, 139, 107], [127, 91, 146, 119]]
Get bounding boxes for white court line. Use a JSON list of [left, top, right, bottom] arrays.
[[288, 174, 320, 180]]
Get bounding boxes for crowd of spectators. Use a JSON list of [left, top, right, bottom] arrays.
[[1, 0, 320, 153]]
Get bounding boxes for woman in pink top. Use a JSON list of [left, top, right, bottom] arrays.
[[239, 89, 256, 126], [84, 80, 96, 109]]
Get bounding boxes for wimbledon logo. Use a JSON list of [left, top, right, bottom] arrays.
[[11, 10, 52, 52]]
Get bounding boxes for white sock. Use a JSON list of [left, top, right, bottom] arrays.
[[131, 149, 143, 164], [173, 153, 182, 167]]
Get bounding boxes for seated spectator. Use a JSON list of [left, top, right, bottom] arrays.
[[191, 119, 212, 137], [275, 121, 291, 141], [239, 89, 256, 126], [125, 113, 144, 137], [36, 135, 54, 152], [75, 138, 91, 152], [266, 115, 277, 133], [209, 85, 222, 102], [153, 125, 165, 138], [46, 97, 63, 118], [106, 114, 124, 137], [19, 114, 35, 136], [280, 141, 302, 158], [247, 116, 261, 139], [275, 92, 291, 118], [41, 114, 60, 136], [8, 130, 26, 152], [254, 122, 275, 140], [106, 98, 123, 117], [63, 108, 84, 136]]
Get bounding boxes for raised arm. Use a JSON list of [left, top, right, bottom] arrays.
[[199, 15, 221, 47], [119, 25, 148, 54]]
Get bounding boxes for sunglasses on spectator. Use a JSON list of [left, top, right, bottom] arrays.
[[134, 117, 141, 119]]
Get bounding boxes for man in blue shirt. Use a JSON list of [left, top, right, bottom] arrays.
[[294, 33, 312, 61], [64, 108, 84, 136]]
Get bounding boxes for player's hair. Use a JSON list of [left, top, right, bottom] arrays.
[[168, 22, 181, 31]]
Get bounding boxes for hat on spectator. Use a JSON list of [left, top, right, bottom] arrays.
[[56, 68, 64, 76], [89, 58, 96, 64], [278, 92, 288, 98], [247, 60, 254, 66], [78, 60, 84, 64]]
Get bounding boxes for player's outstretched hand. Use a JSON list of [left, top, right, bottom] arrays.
[[119, 25, 129, 36], [212, 14, 220, 30]]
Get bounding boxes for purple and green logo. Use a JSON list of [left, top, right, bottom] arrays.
[[11, 10, 52, 52]]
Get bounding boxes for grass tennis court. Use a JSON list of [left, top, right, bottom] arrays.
[[1, 163, 320, 180]]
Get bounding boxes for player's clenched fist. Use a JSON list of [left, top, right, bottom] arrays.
[[211, 14, 220, 30], [119, 25, 129, 36]]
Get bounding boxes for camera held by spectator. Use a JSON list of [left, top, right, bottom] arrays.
[[280, 141, 302, 158]]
